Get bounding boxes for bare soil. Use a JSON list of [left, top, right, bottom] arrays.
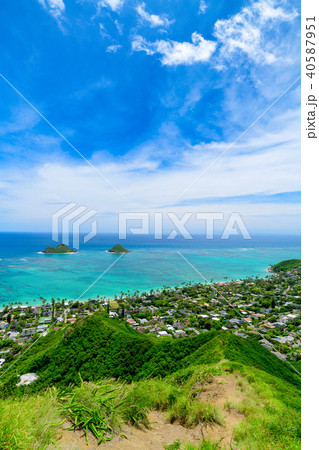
[[53, 374, 246, 449]]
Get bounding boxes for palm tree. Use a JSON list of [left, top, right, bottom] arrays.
[[51, 298, 55, 320]]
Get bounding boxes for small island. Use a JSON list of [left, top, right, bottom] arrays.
[[108, 244, 130, 254], [43, 243, 77, 254]]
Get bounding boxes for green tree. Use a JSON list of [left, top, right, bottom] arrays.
[[51, 298, 55, 320]]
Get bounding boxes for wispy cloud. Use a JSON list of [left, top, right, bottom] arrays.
[[132, 32, 217, 66], [1, 0, 300, 234], [133, 0, 298, 67], [38, 0, 65, 26], [214, 0, 298, 65], [106, 44, 122, 53], [99, 22, 111, 39], [96, 0, 124, 12], [0, 97, 300, 233], [71, 77, 114, 100], [199, 0, 208, 15], [136, 2, 172, 28], [0, 107, 40, 136]]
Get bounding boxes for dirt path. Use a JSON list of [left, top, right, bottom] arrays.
[[53, 374, 246, 450], [196, 374, 246, 447]]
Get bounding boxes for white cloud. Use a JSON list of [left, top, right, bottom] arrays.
[[72, 77, 114, 99], [38, 0, 65, 21], [132, 32, 217, 66], [99, 22, 110, 39], [133, 0, 298, 67], [0, 102, 300, 233], [106, 44, 122, 53], [97, 0, 124, 12], [199, 0, 208, 15], [136, 2, 172, 28], [0, 107, 40, 136], [214, 0, 298, 65], [253, 0, 298, 22]]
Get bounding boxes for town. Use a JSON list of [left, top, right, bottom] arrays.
[[0, 262, 301, 371]]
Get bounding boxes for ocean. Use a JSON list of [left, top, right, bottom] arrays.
[[0, 233, 300, 308]]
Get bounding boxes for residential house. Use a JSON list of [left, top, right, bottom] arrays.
[[20, 328, 36, 338], [157, 331, 168, 337], [139, 318, 148, 325], [38, 317, 51, 325], [7, 331, 18, 340]]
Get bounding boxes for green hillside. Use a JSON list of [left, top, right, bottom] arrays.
[[272, 259, 301, 272], [0, 314, 301, 449], [183, 332, 300, 386], [0, 313, 300, 396]]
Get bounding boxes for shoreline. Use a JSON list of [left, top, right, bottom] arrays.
[[0, 266, 273, 311]]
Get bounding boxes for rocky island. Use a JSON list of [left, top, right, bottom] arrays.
[[108, 244, 130, 254], [43, 243, 77, 254]]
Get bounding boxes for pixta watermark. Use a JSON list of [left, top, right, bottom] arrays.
[[118, 212, 251, 240], [52, 202, 98, 249]]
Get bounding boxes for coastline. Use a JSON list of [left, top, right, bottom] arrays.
[[0, 266, 273, 311], [0, 234, 301, 310]]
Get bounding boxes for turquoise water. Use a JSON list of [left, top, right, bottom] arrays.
[[0, 233, 300, 307]]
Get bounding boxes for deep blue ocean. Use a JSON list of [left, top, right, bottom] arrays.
[[0, 233, 300, 308]]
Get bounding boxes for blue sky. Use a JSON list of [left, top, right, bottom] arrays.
[[0, 0, 300, 234]]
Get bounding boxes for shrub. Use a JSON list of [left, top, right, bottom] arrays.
[[58, 375, 148, 444]]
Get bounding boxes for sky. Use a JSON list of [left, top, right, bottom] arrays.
[[0, 0, 301, 235]]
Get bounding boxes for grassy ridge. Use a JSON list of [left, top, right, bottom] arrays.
[[0, 316, 301, 449], [0, 361, 301, 449], [0, 313, 300, 396], [183, 333, 300, 387]]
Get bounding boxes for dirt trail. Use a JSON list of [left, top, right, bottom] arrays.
[[196, 374, 246, 447], [53, 374, 246, 450]]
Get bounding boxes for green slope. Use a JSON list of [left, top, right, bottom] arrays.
[[0, 313, 300, 397], [272, 259, 301, 272], [0, 314, 301, 449], [183, 332, 300, 387]]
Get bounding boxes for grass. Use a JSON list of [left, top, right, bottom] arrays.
[[0, 362, 301, 449], [217, 362, 301, 449], [139, 361, 300, 449], [166, 397, 223, 427], [0, 322, 300, 449], [59, 375, 148, 444], [0, 376, 148, 448], [0, 389, 62, 449], [128, 374, 224, 428]]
